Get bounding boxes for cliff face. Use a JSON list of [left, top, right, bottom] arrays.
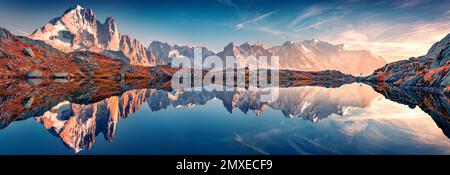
[[366, 34, 450, 93], [36, 89, 149, 152], [28, 5, 153, 66]]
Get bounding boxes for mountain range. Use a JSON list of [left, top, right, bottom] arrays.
[[28, 5, 387, 76], [3, 5, 449, 93], [34, 84, 378, 152]]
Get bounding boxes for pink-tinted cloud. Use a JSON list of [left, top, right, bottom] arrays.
[[289, 6, 327, 27], [235, 11, 276, 30], [324, 20, 450, 62]]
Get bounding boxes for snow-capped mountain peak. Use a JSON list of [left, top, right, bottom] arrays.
[[60, 5, 97, 31], [218, 39, 387, 75], [312, 38, 319, 43], [337, 44, 351, 51], [254, 41, 266, 49], [28, 5, 152, 66], [282, 41, 296, 46], [66, 4, 83, 12], [28, 5, 387, 74], [148, 41, 215, 65]]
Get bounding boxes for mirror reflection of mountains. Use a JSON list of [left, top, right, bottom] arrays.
[[30, 83, 378, 152], [2, 80, 450, 153]]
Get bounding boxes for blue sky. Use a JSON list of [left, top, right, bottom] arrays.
[[0, 0, 449, 61]]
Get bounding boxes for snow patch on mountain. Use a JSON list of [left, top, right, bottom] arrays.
[[28, 5, 151, 66], [218, 39, 387, 76]]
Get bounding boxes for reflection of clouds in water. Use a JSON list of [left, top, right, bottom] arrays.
[[232, 131, 269, 155], [26, 81, 450, 154], [229, 123, 310, 155], [287, 134, 340, 155], [331, 97, 450, 154], [226, 96, 450, 154], [340, 120, 368, 136]]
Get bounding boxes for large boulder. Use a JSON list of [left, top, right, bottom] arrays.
[[26, 70, 43, 78], [23, 47, 35, 58], [53, 79, 69, 83], [53, 72, 70, 78]]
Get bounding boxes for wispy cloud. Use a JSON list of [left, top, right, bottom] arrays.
[[338, 29, 369, 41], [252, 12, 275, 22], [397, 0, 425, 8], [277, 1, 450, 62], [235, 11, 276, 30], [289, 6, 327, 27], [293, 16, 341, 32], [217, 0, 237, 8], [235, 23, 245, 30], [324, 20, 450, 61], [257, 26, 283, 35]]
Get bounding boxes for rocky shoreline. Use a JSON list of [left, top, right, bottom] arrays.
[[2, 25, 450, 95], [363, 34, 450, 93]]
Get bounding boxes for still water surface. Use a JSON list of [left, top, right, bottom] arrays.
[[1, 83, 449, 154]]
